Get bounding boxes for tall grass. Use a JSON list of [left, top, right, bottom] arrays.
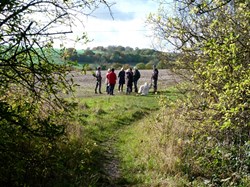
[[116, 87, 191, 186]]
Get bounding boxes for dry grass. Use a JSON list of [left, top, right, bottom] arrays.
[[116, 91, 189, 186]]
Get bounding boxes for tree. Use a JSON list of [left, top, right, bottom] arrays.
[[136, 62, 146, 69], [110, 50, 123, 63], [148, 0, 250, 185], [0, 0, 112, 185], [65, 48, 78, 61]]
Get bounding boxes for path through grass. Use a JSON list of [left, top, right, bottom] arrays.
[[75, 92, 160, 186]]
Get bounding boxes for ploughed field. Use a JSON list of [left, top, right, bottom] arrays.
[[68, 69, 181, 97]]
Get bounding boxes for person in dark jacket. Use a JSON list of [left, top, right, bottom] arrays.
[[133, 67, 140, 93], [151, 65, 159, 94], [118, 67, 125, 92], [126, 68, 133, 94]]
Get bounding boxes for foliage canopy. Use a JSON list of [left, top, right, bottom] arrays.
[[0, 0, 111, 185], [148, 0, 249, 185]]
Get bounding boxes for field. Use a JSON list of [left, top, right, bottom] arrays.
[[69, 69, 182, 97], [64, 69, 184, 186]]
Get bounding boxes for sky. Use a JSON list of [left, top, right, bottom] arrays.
[[61, 0, 163, 50]]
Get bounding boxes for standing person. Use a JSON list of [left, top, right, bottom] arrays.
[[105, 68, 111, 94], [151, 64, 159, 94], [118, 67, 125, 92], [133, 66, 140, 93], [94, 66, 102, 94], [126, 67, 133, 94], [107, 68, 117, 95]]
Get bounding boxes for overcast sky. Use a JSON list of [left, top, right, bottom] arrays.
[[60, 0, 163, 50]]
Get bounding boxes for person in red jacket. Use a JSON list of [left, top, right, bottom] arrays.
[[107, 68, 117, 95]]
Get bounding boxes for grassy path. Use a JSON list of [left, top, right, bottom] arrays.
[[76, 92, 160, 186], [99, 135, 124, 186]]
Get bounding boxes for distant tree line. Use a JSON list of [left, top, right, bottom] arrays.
[[64, 45, 179, 69]]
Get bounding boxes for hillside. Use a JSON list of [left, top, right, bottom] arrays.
[[61, 46, 179, 70]]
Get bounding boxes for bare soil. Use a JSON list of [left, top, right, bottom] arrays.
[[70, 69, 181, 97]]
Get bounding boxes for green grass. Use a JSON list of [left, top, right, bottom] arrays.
[[76, 94, 160, 142], [72, 91, 163, 186], [71, 87, 186, 186], [115, 88, 188, 186], [116, 112, 188, 187], [71, 92, 162, 186]]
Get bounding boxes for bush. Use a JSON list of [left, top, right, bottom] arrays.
[[135, 62, 146, 69], [145, 61, 155, 69]]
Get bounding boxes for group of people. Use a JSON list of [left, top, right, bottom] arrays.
[[94, 67, 117, 95], [117, 67, 141, 94], [94, 65, 158, 96]]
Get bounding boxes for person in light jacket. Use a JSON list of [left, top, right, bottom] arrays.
[[105, 68, 111, 94], [138, 82, 151, 96], [94, 66, 102, 94]]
